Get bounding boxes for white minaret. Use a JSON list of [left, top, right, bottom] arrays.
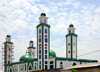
[[28, 40, 36, 59], [66, 24, 77, 60], [4, 35, 14, 72], [37, 13, 50, 70]]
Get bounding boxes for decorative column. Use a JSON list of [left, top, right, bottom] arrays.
[[66, 24, 77, 60], [36, 13, 50, 70]]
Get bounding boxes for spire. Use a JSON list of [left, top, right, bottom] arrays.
[[30, 40, 33, 43], [69, 23, 74, 27], [41, 13, 46, 16], [6, 35, 11, 37]]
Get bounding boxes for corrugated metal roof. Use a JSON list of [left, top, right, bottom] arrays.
[[60, 62, 100, 71]]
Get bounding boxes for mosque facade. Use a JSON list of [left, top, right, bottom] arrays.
[[3, 13, 98, 72]]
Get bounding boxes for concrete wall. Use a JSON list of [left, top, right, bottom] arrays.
[[57, 60, 80, 68]]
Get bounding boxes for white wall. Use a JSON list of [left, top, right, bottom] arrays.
[[67, 36, 71, 58], [48, 58, 55, 69], [38, 26, 42, 70], [57, 60, 80, 68], [72, 36, 77, 59]]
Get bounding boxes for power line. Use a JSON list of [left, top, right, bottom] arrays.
[[78, 49, 100, 57]]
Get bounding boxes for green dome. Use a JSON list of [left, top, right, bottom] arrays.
[[49, 50, 56, 58], [19, 55, 33, 62], [69, 24, 74, 27], [41, 13, 46, 16], [6, 35, 11, 37], [30, 40, 33, 43]]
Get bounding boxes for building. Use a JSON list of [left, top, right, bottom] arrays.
[[59, 62, 100, 72], [3, 13, 98, 72], [3, 35, 14, 72]]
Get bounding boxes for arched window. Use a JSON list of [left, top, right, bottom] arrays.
[[34, 62, 36, 70], [50, 65, 53, 69], [50, 61, 53, 64], [72, 30, 74, 33], [45, 65, 47, 69], [45, 61, 48, 69], [15, 66, 17, 72], [13, 68, 14, 72], [35, 63, 36, 65], [10, 68, 12, 72], [69, 30, 71, 33], [21, 65, 23, 71], [32, 44, 33, 47], [44, 19, 46, 23], [35, 66, 36, 70], [25, 64, 26, 71], [29, 65, 32, 70], [50, 61, 54, 69], [60, 62, 63, 68], [8, 61, 10, 64], [40, 20, 42, 23], [72, 62, 76, 66]]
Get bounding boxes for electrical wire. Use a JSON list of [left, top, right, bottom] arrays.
[[78, 49, 100, 57]]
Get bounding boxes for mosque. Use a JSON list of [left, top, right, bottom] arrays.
[[3, 13, 98, 72]]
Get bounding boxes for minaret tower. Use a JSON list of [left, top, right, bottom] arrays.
[[4, 35, 14, 72], [36, 13, 50, 70], [66, 24, 77, 60], [28, 40, 36, 58]]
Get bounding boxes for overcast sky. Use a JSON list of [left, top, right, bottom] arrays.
[[0, 0, 100, 70]]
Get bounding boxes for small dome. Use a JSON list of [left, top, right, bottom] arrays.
[[6, 35, 11, 37], [19, 55, 33, 62], [49, 50, 56, 58], [41, 13, 46, 16], [69, 24, 74, 27], [30, 40, 33, 43]]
